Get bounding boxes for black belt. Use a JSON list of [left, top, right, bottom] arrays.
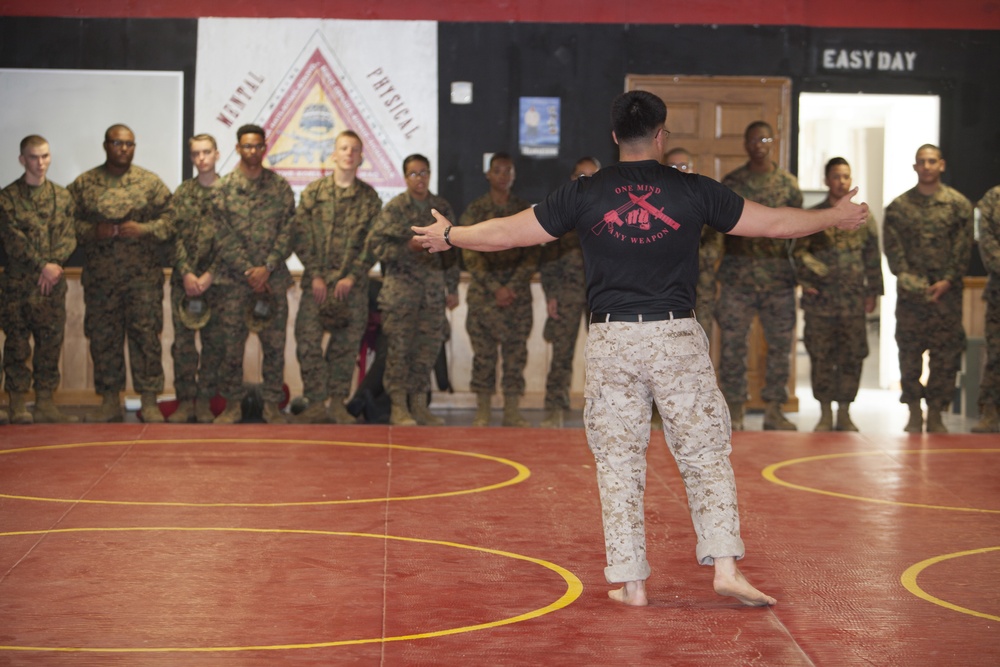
[[590, 310, 695, 323]]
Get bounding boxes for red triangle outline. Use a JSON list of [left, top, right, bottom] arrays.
[[262, 48, 404, 189]]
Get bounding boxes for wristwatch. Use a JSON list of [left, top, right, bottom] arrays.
[[265, 262, 276, 273], [444, 225, 454, 247]]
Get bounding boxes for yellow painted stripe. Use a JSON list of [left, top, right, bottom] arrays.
[[0, 439, 530, 507], [0, 526, 584, 653], [900, 547, 1000, 622]]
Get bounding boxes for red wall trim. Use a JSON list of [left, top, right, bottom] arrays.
[[5, 0, 1000, 30]]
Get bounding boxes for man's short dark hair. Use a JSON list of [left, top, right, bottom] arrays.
[[611, 91, 667, 144], [489, 152, 513, 169], [744, 121, 773, 141], [916, 143, 943, 160], [403, 153, 430, 174], [237, 124, 266, 142], [20, 135, 48, 154], [825, 157, 850, 177], [104, 124, 134, 142]]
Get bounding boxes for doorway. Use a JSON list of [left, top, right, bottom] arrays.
[[797, 92, 941, 389]]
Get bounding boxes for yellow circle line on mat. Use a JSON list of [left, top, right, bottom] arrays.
[[0, 526, 583, 653], [761, 449, 1000, 514], [900, 546, 1000, 622], [0, 439, 530, 507]]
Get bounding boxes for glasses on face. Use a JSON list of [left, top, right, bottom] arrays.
[[406, 170, 430, 179], [239, 143, 266, 152], [749, 137, 775, 145], [668, 163, 691, 172], [108, 140, 135, 149]]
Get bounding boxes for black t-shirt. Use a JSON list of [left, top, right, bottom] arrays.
[[534, 159, 744, 313]]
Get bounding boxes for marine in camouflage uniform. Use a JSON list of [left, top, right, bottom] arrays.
[[973, 185, 1000, 432], [210, 125, 295, 423], [0, 135, 78, 423], [167, 135, 223, 423], [70, 125, 173, 423], [717, 122, 802, 430], [292, 131, 381, 424], [366, 154, 458, 426], [461, 153, 538, 427], [798, 158, 883, 432], [883, 144, 973, 433], [538, 157, 598, 428]]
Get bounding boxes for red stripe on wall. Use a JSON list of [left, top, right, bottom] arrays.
[[5, 0, 1000, 31]]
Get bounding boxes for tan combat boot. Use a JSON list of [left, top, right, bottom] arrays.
[[472, 393, 492, 427], [8, 392, 33, 424], [328, 397, 355, 424], [293, 400, 329, 424], [814, 402, 833, 432], [763, 401, 797, 431], [389, 392, 417, 426], [86, 392, 124, 423], [925, 409, 948, 434], [540, 408, 564, 429], [727, 401, 745, 431], [904, 401, 923, 433], [213, 401, 243, 424], [195, 400, 216, 423], [168, 399, 195, 423], [971, 404, 999, 433], [33, 390, 78, 423], [836, 402, 859, 432], [502, 393, 529, 427], [261, 402, 286, 424], [139, 392, 164, 423], [409, 392, 442, 426]]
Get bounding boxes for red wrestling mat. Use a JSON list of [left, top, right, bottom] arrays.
[[1, 423, 997, 665]]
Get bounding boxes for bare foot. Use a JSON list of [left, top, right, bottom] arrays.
[[608, 580, 648, 606], [713, 557, 777, 607]]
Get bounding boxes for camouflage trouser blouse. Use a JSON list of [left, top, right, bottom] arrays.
[[583, 318, 745, 583]]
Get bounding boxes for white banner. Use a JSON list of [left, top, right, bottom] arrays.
[[195, 19, 438, 201]]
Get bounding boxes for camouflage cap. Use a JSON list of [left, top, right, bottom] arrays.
[[319, 293, 351, 330], [246, 293, 276, 333], [174, 294, 211, 330]]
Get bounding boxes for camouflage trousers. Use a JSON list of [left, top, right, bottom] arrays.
[[2, 280, 67, 393], [381, 288, 448, 396], [542, 295, 587, 410], [170, 282, 224, 401], [716, 287, 796, 404], [895, 293, 965, 410], [981, 296, 1000, 406], [295, 279, 369, 402], [212, 283, 288, 403], [803, 310, 869, 403], [466, 297, 532, 396], [83, 279, 164, 394], [584, 318, 745, 583]]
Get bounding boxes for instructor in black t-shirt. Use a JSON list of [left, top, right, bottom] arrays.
[[414, 91, 868, 608]]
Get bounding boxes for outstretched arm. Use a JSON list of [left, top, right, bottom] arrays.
[[413, 206, 557, 253], [729, 187, 869, 239]]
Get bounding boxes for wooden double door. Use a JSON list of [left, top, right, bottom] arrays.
[[625, 75, 797, 411]]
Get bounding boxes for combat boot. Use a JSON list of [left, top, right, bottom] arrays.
[[328, 397, 355, 424], [213, 401, 242, 424], [925, 409, 948, 434], [139, 392, 164, 423], [389, 392, 417, 426], [727, 401, 745, 431], [195, 400, 216, 423], [33, 390, 78, 423], [971, 404, 999, 433], [8, 392, 33, 425], [86, 392, 124, 423], [261, 402, 286, 424], [502, 393, 529, 427], [540, 408, 564, 429], [836, 403, 859, 432], [763, 401, 797, 431], [472, 393, 492, 427], [409, 392, 442, 426], [293, 400, 329, 424], [168, 399, 195, 423], [814, 402, 833, 432], [904, 402, 923, 433]]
